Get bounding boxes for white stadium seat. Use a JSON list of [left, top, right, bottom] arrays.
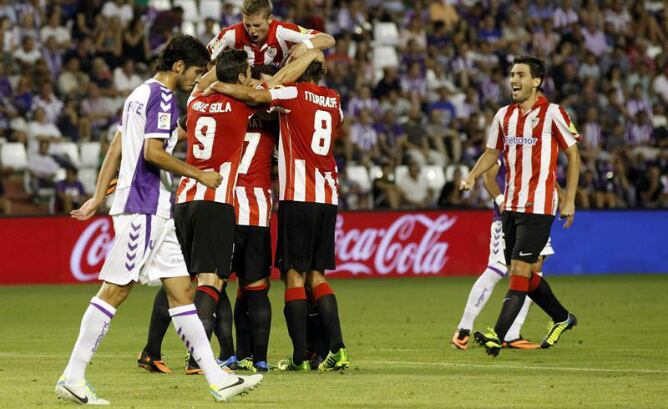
[[445, 164, 469, 182], [149, 0, 171, 11], [49, 142, 80, 168], [199, 0, 222, 20], [373, 46, 399, 71], [369, 165, 383, 181], [346, 165, 371, 193], [1, 143, 28, 171], [79, 168, 98, 194], [395, 165, 408, 183], [80, 142, 101, 168], [373, 22, 400, 46], [174, 0, 200, 22], [54, 167, 67, 182], [424, 165, 446, 191]]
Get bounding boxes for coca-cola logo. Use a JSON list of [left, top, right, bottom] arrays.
[[70, 219, 114, 281], [335, 214, 457, 276]]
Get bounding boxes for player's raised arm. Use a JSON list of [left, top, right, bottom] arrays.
[[265, 49, 324, 88], [143, 139, 222, 189], [71, 129, 122, 220]]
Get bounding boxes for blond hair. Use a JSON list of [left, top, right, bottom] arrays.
[[241, 0, 273, 17]]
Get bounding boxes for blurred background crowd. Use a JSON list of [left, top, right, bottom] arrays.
[[0, 0, 666, 215]]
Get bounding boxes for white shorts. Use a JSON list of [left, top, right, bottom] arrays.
[[487, 219, 555, 271], [99, 214, 188, 286]]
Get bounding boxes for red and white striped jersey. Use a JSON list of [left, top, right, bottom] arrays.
[[176, 92, 255, 205], [207, 20, 318, 67], [486, 96, 580, 215], [234, 115, 277, 227], [269, 82, 343, 205]]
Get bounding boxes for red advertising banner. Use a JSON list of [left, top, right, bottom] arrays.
[[0, 210, 491, 285]]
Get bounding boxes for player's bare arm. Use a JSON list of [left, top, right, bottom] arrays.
[[560, 143, 580, 228], [287, 32, 335, 61], [482, 162, 504, 211], [143, 138, 222, 189], [266, 49, 324, 88], [71, 130, 122, 220], [460, 148, 500, 191]]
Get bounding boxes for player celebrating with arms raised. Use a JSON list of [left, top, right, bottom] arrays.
[[460, 56, 580, 357]]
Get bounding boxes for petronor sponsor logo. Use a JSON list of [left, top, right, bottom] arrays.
[[505, 136, 537, 145]]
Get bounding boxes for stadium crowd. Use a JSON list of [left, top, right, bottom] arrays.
[[0, 0, 666, 215]]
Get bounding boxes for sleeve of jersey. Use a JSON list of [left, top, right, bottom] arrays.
[[276, 23, 317, 44], [207, 27, 236, 61], [269, 86, 299, 110], [552, 106, 581, 149], [144, 90, 173, 139], [486, 110, 504, 151]]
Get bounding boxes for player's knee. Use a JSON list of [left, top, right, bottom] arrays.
[[307, 270, 327, 288], [509, 261, 532, 277], [97, 282, 133, 308], [197, 272, 223, 290], [243, 278, 269, 290], [284, 269, 305, 288]]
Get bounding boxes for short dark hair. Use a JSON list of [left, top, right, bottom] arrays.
[[242, 0, 272, 16], [298, 61, 326, 83], [251, 64, 279, 80], [215, 49, 249, 83], [512, 55, 545, 89], [155, 34, 209, 72]]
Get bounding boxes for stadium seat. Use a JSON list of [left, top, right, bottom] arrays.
[[369, 165, 382, 181], [148, 0, 171, 10], [346, 165, 371, 193], [372, 46, 399, 71], [395, 165, 408, 183], [49, 142, 80, 168], [54, 167, 67, 182], [373, 22, 400, 46], [445, 164, 469, 182], [174, 0, 200, 22], [79, 142, 101, 168], [424, 165, 446, 191], [199, 0, 222, 20], [1, 143, 28, 171], [181, 21, 197, 36], [79, 168, 98, 194]]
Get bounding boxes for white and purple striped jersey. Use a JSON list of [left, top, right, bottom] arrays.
[[110, 79, 179, 219]]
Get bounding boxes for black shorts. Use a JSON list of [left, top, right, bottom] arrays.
[[232, 225, 272, 287], [275, 200, 337, 273], [501, 211, 554, 265], [174, 201, 236, 278]]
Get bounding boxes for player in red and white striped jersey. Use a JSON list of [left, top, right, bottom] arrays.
[[207, 0, 335, 68], [213, 58, 350, 372], [460, 56, 580, 356]]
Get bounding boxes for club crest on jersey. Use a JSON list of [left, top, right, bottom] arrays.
[[158, 112, 171, 130], [530, 116, 540, 128]]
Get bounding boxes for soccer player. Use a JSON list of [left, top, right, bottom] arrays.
[[55, 35, 261, 405], [214, 59, 350, 372], [460, 56, 580, 357], [451, 161, 555, 350], [207, 0, 335, 68]]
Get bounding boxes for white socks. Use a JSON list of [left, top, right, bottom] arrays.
[[457, 266, 505, 330], [169, 304, 232, 386], [63, 297, 116, 385]]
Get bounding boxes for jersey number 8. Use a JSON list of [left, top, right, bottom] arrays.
[[311, 110, 332, 155]]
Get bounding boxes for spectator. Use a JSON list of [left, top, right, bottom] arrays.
[[437, 168, 471, 208], [553, 0, 578, 30], [95, 16, 123, 68], [149, 6, 184, 49], [113, 58, 142, 97], [347, 86, 379, 118], [638, 165, 665, 208], [373, 160, 402, 209], [27, 107, 62, 154], [55, 166, 88, 213], [13, 35, 41, 67], [58, 56, 90, 98], [27, 139, 60, 195], [80, 83, 115, 139], [348, 109, 380, 166], [122, 15, 150, 66], [101, 0, 133, 28], [32, 83, 64, 125], [43, 36, 64, 80], [375, 110, 405, 165], [581, 18, 609, 57], [40, 9, 71, 50], [12, 75, 33, 115], [397, 161, 433, 209]]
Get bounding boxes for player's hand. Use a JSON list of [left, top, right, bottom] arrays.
[[287, 42, 308, 63], [71, 197, 103, 221], [459, 176, 475, 191], [559, 200, 575, 229], [197, 170, 223, 189]]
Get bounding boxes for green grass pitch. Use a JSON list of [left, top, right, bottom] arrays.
[[1, 275, 667, 408]]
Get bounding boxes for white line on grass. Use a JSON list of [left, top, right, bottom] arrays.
[[360, 360, 668, 375]]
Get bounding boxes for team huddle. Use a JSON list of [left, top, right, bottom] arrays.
[[54, 0, 581, 405]]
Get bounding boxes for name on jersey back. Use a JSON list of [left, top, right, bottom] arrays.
[[191, 100, 232, 113], [304, 90, 337, 108]]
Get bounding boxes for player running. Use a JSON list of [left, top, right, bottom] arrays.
[[460, 56, 580, 357], [55, 35, 261, 405], [214, 59, 350, 372], [451, 161, 555, 350]]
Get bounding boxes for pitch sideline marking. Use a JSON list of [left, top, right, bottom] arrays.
[[360, 359, 668, 375]]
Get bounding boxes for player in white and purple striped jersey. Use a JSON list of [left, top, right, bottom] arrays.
[[451, 160, 555, 350], [55, 35, 262, 405]]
